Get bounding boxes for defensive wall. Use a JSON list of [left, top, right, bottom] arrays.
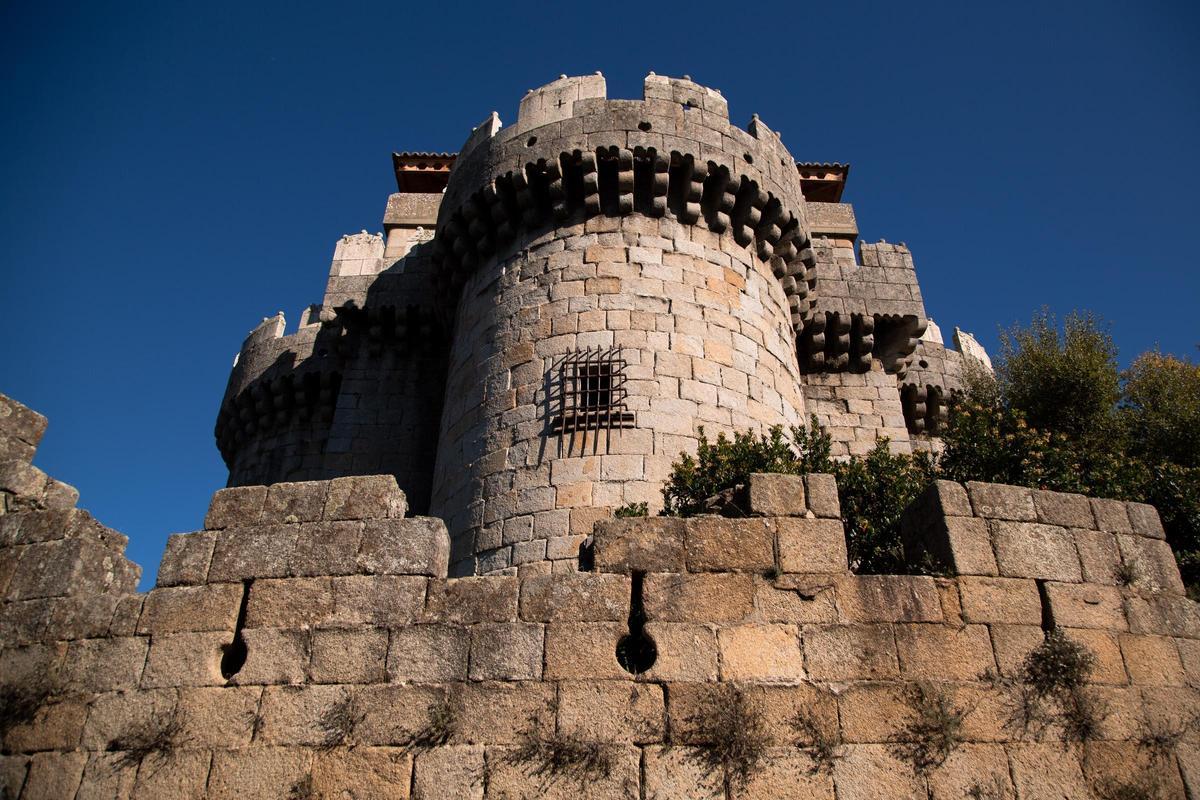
[[3, 393, 1198, 799]]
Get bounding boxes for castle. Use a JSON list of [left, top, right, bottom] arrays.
[[215, 72, 989, 578], [1, 75, 1196, 799]]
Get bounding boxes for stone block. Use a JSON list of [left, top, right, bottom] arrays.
[[643, 572, 754, 622], [388, 624, 469, 682], [1091, 497, 1132, 533], [807, 623, 900, 682], [0, 459, 47, 501], [592, 517, 685, 573], [207, 747, 312, 800], [311, 747, 413, 799], [231, 627, 310, 685], [738, 747, 834, 798], [61, 636, 149, 692], [1007, 743, 1091, 799], [288, 520, 361, 576], [1124, 592, 1200, 638], [718, 622, 803, 682], [991, 520, 1082, 581], [137, 583, 243, 634], [1044, 582, 1126, 630], [958, 576, 1043, 625], [106, 595, 144, 637], [894, 623, 995, 680], [323, 474, 407, 520], [81, 688, 175, 751], [835, 574, 943, 623], [1126, 502, 1166, 539], [42, 478, 78, 511], [131, 749, 212, 798], [1060, 628, 1128, 685], [357, 517, 449, 577], [0, 755, 27, 798], [139, 631, 227, 688], [204, 485, 266, 529], [1120, 634, 1186, 686], [777, 517, 847, 573], [685, 516, 775, 572], [412, 745, 485, 800], [518, 573, 629, 622], [966, 481, 1036, 521], [45, 593, 122, 641], [245, 577, 335, 628], [257, 684, 353, 746], [263, 480, 328, 523], [7, 538, 129, 600], [988, 624, 1046, 677], [1073, 528, 1122, 584], [643, 745, 723, 800], [452, 681, 555, 745], [485, 742, 640, 800], [156, 531, 216, 586], [1117, 534, 1186, 594], [309, 627, 388, 683], [424, 576, 517, 623], [754, 574, 839, 623], [353, 684, 447, 746], [2, 693, 87, 752], [1032, 489, 1095, 528], [176, 686, 259, 747], [833, 744, 925, 800], [469, 622, 544, 680], [639, 622, 719, 681], [804, 473, 841, 518], [557, 680, 665, 743], [746, 472, 805, 516], [319, 574, 422, 628], [20, 751, 87, 800], [544, 621, 628, 680], [208, 525, 298, 581], [76, 752, 137, 800], [926, 744, 1014, 800], [837, 682, 915, 742]]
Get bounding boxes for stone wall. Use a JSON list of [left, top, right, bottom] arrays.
[[2, 394, 1197, 799]]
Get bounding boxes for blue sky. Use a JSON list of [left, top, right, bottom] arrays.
[[2, 1, 1197, 587]]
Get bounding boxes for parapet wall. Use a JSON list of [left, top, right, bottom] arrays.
[[2, 394, 1197, 799]]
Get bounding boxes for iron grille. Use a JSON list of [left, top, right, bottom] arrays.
[[551, 346, 635, 454]]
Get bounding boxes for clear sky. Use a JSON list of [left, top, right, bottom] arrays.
[[2, 1, 1197, 587]]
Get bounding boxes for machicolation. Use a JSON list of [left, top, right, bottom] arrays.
[[2, 73, 1197, 799]]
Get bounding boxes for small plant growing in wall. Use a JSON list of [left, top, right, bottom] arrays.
[[316, 692, 364, 750], [681, 687, 770, 793], [966, 775, 1010, 799], [0, 681, 51, 737], [108, 710, 186, 770], [789, 709, 844, 774], [505, 727, 616, 786], [1008, 628, 1108, 744], [892, 682, 971, 773], [400, 691, 459, 753], [613, 502, 648, 518]]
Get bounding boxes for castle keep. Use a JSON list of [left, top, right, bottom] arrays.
[[1, 75, 1196, 799], [216, 73, 985, 577]]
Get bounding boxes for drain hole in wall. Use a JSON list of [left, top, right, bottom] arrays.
[[220, 579, 252, 680], [743, 153, 753, 164], [919, 359, 929, 368], [578, 536, 595, 571], [616, 572, 657, 674], [527, 136, 537, 147], [638, 121, 652, 131]]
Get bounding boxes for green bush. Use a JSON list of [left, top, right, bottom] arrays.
[[836, 441, 936, 574], [661, 420, 832, 517]]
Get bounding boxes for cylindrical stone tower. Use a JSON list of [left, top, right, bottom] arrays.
[[429, 74, 820, 575]]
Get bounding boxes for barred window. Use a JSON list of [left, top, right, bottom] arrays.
[[551, 347, 635, 453]]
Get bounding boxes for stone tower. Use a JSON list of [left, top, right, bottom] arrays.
[[214, 73, 985, 576]]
